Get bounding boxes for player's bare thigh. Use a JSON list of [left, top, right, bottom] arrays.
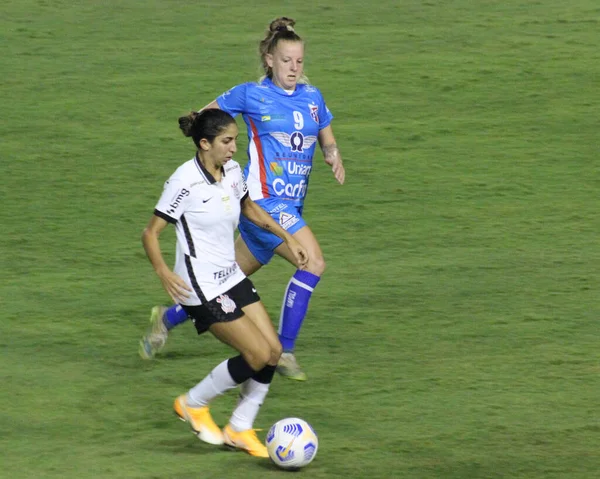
[[209, 315, 271, 370], [242, 301, 282, 365], [274, 225, 325, 276], [234, 234, 263, 276]]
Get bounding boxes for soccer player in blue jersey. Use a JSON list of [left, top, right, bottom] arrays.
[[140, 17, 345, 380]]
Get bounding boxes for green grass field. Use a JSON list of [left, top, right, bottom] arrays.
[[2, 1, 599, 477]]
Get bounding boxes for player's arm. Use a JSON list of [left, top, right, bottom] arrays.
[[197, 100, 220, 112], [240, 197, 308, 269], [142, 215, 192, 302], [318, 125, 345, 185]]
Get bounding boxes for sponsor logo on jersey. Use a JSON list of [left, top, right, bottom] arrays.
[[270, 161, 311, 176], [261, 114, 285, 122], [213, 264, 238, 284], [286, 162, 312, 176], [273, 179, 307, 198], [216, 294, 236, 313], [309, 103, 319, 123], [280, 212, 300, 230], [269, 162, 284, 175], [167, 188, 190, 214], [270, 132, 317, 153], [268, 203, 288, 214]]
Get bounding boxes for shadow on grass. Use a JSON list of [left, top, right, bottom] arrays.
[[157, 438, 225, 456]]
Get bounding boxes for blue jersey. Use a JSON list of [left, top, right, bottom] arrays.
[[216, 77, 333, 208]]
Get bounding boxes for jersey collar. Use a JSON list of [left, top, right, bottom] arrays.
[[195, 153, 225, 184], [262, 77, 303, 96]]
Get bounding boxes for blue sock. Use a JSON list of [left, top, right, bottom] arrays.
[[163, 304, 189, 331], [278, 270, 321, 352]]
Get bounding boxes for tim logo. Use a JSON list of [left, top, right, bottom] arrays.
[[216, 294, 236, 314], [270, 132, 317, 153], [167, 188, 190, 214], [309, 103, 319, 123]]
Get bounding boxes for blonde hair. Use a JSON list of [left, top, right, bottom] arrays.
[[258, 17, 309, 84]]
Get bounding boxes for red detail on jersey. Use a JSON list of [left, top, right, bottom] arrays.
[[248, 118, 270, 198]]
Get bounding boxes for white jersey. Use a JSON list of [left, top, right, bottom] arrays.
[[154, 154, 249, 306]]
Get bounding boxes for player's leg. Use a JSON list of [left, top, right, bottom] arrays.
[[226, 300, 282, 443], [273, 225, 325, 380], [175, 297, 272, 456], [213, 280, 281, 457], [210, 312, 276, 457], [234, 234, 264, 276], [138, 304, 189, 359]]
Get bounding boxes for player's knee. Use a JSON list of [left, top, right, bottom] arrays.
[[242, 346, 271, 371], [308, 254, 326, 276], [270, 342, 283, 365]]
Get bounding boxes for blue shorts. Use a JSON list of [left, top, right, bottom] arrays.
[[238, 199, 306, 265]]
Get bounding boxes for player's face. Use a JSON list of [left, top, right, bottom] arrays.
[[206, 123, 238, 167], [267, 40, 304, 90]]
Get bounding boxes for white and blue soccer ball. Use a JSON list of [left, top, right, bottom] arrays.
[[265, 417, 319, 469]]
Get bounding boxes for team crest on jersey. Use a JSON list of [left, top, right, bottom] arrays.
[[308, 103, 319, 124], [231, 181, 240, 199], [216, 294, 236, 313], [270, 132, 318, 153], [279, 211, 300, 229]]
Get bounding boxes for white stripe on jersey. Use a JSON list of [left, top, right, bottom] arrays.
[[247, 135, 266, 200]]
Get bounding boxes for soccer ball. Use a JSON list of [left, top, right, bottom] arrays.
[[265, 417, 318, 469]]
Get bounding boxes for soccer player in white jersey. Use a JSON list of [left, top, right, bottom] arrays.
[[142, 109, 308, 457], [140, 17, 345, 381]]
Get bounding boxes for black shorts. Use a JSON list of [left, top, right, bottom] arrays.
[[182, 277, 260, 335]]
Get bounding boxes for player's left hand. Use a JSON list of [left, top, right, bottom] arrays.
[[287, 239, 309, 269], [325, 156, 345, 185]]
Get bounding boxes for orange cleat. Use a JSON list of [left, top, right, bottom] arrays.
[[223, 425, 269, 458], [173, 395, 224, 445]]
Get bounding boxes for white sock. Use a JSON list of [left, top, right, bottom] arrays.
[[229, 378, 270, 431], [187, 359, 238, 407]]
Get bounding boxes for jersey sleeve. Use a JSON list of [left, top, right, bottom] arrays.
[[318, 91, 334, 130], [239, 170, 249, 203], [216, 83, 248, 117], [154, 178, 191, 224]]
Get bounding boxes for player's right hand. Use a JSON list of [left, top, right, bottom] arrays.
[[158, 270, 192, 303]]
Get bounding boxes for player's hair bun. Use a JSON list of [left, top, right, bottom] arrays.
[[269, 17, 296, 33], [178, 111, 199, 137]]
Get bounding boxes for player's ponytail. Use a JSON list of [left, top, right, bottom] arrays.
[[258, 17, 308, 84], [178, 112, 199, 138], [178, 110, 235, 149]]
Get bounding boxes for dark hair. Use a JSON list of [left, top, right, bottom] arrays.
[[178, 109, 236, 148], [259, 17, 304, 80]]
